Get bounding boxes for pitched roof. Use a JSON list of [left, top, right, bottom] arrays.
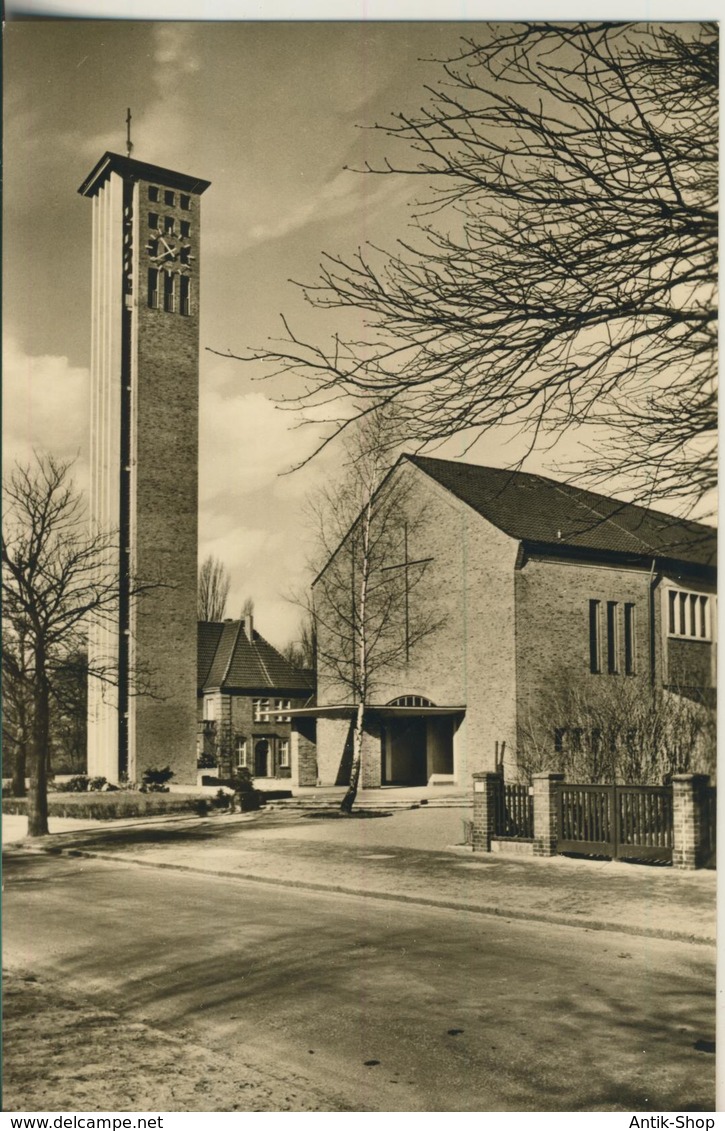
[[198, 620, 314, 695], [406, 455, 716, 569]]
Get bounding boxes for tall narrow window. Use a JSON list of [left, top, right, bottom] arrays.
[[279, 740, 290, 768], [163, 272, 175, 312], [589, 599, 601, 673], [669, 590, 677, 634], [699, 595, 708, 638], [179, 275, 190, 316], [148, 211, 159, 230], [164, 189, 175, 206], [624, 603, 636, 675], [606, 601, 619, 674], [147, 268, 159, 309], [180, 220, 191, 238], [148, 186, 159, 202], [164, 215, 175, 234], [180, 193, 191, 210]]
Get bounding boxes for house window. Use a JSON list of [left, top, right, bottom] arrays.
[[624, 604, 636, 675], [279, 739, 290, 768], [274, 698, 291, 722], [203, 696, 215, 721], [180, 246, 191, 265], [253, 698, 271, 722], [236, 738, 248, 768], [180, 220, 191, 238], [148, 268, 159, 309], [148, 186, 159, 202], [589, 600, 601, 674], [148, 211, 159, 230], [180, 193, 191, 210], [163, 272, 175, 313], [606, 601, 619, 674], [164, 189, 175, 206], [179, 275, 190, 316], [668, 589, 711, 640]]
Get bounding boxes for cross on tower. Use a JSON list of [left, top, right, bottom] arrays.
[[381, 522, 434, 661]]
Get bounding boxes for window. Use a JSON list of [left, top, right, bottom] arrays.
[[279, 739, 290, 768], [253, 698, 271, 722], [180, 246, 191, 265], [180, 220, 191, 238], [606, 601, 619, 674], [236, 738, 248, 768], [163, 272, 175, 313], [668, 589, 711, 640], [164, 216, 175, 235], [387, 695, 435, 707], [589, 600, 601, 674], [147, 239, 159, 259], [180, 194, 191, 210], [179, 275, 190, 316], [164, 189, 175, 206], [148, 186, 159, 202], [148, 211, 159, 229], [274, 698, 291, 721], [203, 696, 215, 721], [624, 604, 636, 675], [147, 268, 159, 309]]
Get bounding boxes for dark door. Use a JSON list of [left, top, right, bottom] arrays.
[[254, 739, 270, 777], [384, 718, 427, 785]]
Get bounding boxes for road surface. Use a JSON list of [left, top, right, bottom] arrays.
[[2, 852, 715, 1112]]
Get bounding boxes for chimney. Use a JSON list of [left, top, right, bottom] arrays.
[[244, 613, 254, 640]]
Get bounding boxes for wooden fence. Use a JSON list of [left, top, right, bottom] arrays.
[[494, 782, 534, 839], [556, 783, 673, 862]]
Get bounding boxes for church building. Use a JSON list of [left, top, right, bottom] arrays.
[[303, 455, 716, 789], [79, 152, 210, 785]]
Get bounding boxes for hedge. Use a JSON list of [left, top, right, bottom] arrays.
[[2, 791, 207, 821]]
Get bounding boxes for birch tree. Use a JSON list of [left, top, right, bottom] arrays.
[[198, 555, 231, 622], [309, 413, 440, 812]]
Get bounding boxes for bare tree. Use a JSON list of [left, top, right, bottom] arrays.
[[240, 596, 255, 619], [281, 614, 316, 671], [198, 555, 231, 622], [234, 22, 717, 510], [310, 411, 440, 812], [517, 681, 716, 786], [2, 455, 123, 836]]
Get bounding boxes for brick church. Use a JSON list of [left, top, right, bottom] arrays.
[[298, 454, 716, 789]]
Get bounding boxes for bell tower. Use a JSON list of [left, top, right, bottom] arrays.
[[79, 152, 211, 784]]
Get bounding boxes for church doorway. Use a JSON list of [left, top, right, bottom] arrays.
[[383, 718, 428, 785], [254, 738, 270, 777], [382, 715, 455, 786]]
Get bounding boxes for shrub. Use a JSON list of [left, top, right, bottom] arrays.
[[55, 775, 90, 793], [140, 766, 174, 793], [2, 791, 204, 820]]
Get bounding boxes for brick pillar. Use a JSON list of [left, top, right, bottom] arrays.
[[533, 772, 564, 857], [672, 774, 711, 870], [472, 772, 503, 852]]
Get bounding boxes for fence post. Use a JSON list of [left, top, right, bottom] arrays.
[[533, 772, 565, 857], [672, 774, 711, 869], [472, 772, 503, 853]]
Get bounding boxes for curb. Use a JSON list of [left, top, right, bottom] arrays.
[[35, 843, 716, 949]]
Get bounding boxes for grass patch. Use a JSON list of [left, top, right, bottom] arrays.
[[2, 792, 205, 821]]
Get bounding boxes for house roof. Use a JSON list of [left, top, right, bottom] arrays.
[[405, 455, 716, 569], [198, 620, 314, 695]]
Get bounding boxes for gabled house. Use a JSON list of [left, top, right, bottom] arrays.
[[198, 614, 316, 785], [303, 455, 716, 789]]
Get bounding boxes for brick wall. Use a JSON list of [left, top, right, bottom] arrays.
[[130, 177, 203, 785]]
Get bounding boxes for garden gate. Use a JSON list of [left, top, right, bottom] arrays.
[[556, 783, 673, 863]]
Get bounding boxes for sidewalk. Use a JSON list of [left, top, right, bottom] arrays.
[[3, 805, 716, 945]]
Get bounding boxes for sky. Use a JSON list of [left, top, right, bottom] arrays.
[[3, 16, 716, 650]]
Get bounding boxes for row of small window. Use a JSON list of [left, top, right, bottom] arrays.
[[589, 600, 636, 676], [149, 213, 191, 238], [148, 270, 191, 315], [668, 590, 710, 640], [236, 737, 290, 769], [148, 186, 191, 210], [253, 698, 292, 723]]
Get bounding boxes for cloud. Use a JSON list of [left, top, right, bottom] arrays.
[[2, 336, 90, 495]]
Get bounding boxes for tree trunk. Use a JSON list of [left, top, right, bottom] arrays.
[[11, 738, 27, 797], [340, 701, 365, 813], [27, 649, 50, 837]]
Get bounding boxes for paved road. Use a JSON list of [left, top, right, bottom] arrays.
[[3, 852, 715, 1112]]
